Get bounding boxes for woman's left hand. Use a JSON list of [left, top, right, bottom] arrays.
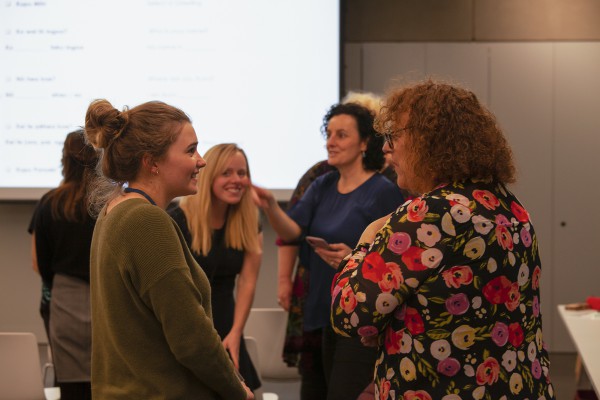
[[314, 242, 352, 269], [222, 331, 242, 369]]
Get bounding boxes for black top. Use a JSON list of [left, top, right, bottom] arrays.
[[30, 190, 96, 285], [169, 205, 261, 390]]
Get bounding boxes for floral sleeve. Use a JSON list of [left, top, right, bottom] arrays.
[[331, 195, 452, 339]]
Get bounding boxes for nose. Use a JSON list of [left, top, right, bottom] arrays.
[[195, 153, 207, 168], [382, 141, 392, 154]]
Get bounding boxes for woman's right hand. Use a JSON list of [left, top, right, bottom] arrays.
[[251, 185, 276, 210], [277, 278, 293, 311], [242, 382, 254, 400]]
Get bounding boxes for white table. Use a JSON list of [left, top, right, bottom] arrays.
[[557, 304, 600, 396]]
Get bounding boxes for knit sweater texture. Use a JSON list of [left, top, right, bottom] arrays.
[[90, 199, 247, 399]]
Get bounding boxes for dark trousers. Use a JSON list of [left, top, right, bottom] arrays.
[[299, 327, 377, 400], [58, 381, 92, 400]]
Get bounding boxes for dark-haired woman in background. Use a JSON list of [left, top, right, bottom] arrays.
[[253, 102, 404, 400], [30, 129, 98, 400]]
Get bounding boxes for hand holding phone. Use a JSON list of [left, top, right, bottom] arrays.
[[306, 236, 331, 249]]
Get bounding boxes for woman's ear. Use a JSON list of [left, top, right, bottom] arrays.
[[142, 153, 159, 176]]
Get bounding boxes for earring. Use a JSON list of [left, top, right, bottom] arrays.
[[362, 151, 366, 158], [153, 168, 159, 176]]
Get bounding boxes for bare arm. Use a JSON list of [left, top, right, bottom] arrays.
[[251, 185, 302, 241], [31, 233, 40, 274], [277, 245, 298, 310], [222, 233, 263, 369]]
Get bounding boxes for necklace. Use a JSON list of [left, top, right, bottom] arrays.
[[123, 187, 157, 206]]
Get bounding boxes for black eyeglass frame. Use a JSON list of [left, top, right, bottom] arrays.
[[383, 127, 410, 149]]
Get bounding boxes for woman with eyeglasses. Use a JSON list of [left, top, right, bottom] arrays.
[[330, 80, 555, 400], [253, 102, 404, 400]]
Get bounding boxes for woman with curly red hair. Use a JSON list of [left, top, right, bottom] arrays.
[[331, 80, 555, 400]]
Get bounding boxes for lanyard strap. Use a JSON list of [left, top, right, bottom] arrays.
[[123, 187, 157, 206]]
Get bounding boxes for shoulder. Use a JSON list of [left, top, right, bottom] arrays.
[[113, 200, 175, 234], [167, 204, 187, 224]]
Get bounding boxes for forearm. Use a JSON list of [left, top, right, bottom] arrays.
[[278, 245, 298, 283], [263, 204, 302, 242]]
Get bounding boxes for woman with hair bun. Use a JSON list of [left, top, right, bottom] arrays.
[[85, 99, 253, 400]]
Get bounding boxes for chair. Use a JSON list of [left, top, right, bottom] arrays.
[[245, 308, 301, 380], [0, 332, 47, 400], [244, 336, 279, 400]]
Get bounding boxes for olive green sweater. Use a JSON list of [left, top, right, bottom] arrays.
[[90, 199, 247, 400]]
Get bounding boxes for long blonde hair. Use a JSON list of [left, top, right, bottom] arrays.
[[180, 143, 260, 256]]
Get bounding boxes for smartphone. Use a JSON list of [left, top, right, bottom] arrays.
[[306, 236, 331, 249]]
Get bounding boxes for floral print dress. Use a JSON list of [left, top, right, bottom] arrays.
[[331, 180, 555, 400]]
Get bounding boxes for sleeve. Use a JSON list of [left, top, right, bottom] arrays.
[[32, 199, 55, 284], [125, 207, 247, 400], [330, 196, 451, 338], [286, 176, 323, 231]]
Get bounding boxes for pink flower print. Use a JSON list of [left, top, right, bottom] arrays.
[[388, 232, 411, 254], [442, 266, 474, 288], [505, 282, 521, 311], [405, 307, 425, 335], [417, 223, 441, 247], [401, 246, 427, 271], [437, 357, 461, 377], [475, 357, 500, 385], [446, 193, 470, 206], [446, 293, 470, 315], [495, 224, 514, 251], [384, 325, 403, 355], [495, 213, 510, 227], [491, 322, 509, 346], [482, 276, 512, 304], [520, 227, 532, 248], [508, 322, 524, 347], [404, 390, 433, 400], [362, 252, 388, 283], [450, 204, 471, 223], [511, 201, 530, 222], [532, 295, 540, 317], [532, 266, 541, 290], [407, 198, 428, 222], [340, 285, 358, 314], [378, 262, 404, 292], [473, 189, 500, 210], [531, 358, 542, 379], [378, 378, 391, 400], [357, 325, 378, 337]]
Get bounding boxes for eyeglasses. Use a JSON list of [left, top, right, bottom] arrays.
[[383, 127, 410, 149]]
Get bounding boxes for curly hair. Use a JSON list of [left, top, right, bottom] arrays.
[[321, 102, 385, 172], [375, 80, 516, 191]]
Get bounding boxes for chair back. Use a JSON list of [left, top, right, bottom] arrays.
[[245, 308, 301, 380], [0, 332, 46, 400]]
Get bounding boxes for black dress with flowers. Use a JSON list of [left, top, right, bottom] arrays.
[[331, 180, 555, 400]]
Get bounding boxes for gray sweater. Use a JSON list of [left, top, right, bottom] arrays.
[[90, 199, 246, 400]]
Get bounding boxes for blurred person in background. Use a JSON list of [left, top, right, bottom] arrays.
[[30, 129, 98, 400]]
